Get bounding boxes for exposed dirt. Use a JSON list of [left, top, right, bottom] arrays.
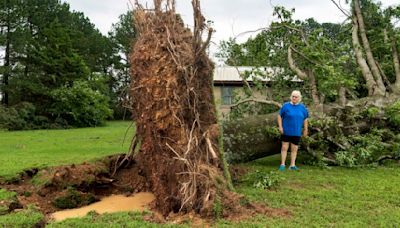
[[1, 155, 149, 215], [229, 165, 249, 183], [0, 155, 290, 224]]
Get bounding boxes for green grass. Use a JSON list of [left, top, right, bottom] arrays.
[[1, 122, 400, 227], [0, 206, 44, 227], [0, 189, 16, 201], [223, 155, 400, 227], [47, 211, 187, 228], [0, 121, 135, 180]]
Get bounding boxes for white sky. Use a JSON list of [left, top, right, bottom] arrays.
[[63, 0, 399, 59]]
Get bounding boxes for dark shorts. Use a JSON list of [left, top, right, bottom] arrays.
[[281, 135, 301, 145]]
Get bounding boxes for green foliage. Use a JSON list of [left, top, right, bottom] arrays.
[[251, 170, 283, 189], [333, 127, 396, 167], [385, 101, 400, 127], [108, 10, 138, 120], [50, 81, 113, 127], [0, 102, 54, 130], [0, 189, 16, 201], [262, 126, 281, 138], [0, 0, 128, 126], [217, 5, 363, 105], [362, 106, 381, 118]]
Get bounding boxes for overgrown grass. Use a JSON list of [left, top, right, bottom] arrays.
[[1, 122, 399, 227], [0, 121, 134, 180]]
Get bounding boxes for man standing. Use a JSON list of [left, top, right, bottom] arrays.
[[277, 90, 309, 171]]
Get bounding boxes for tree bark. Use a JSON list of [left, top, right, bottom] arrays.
[[223, 113, 281, 164], [351, 15, 378, 96], [288, 46, 308, 80], [391, 36, 400, 91], [338, 87, 346, 106], [2, 3, 11, 106], [353, 0, 386, 96], [307, 69, 322, 110], [288, 46, 322, 109]]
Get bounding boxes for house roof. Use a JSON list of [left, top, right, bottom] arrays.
[[214, 66, 271, 82], [213, 66, 301, 85]]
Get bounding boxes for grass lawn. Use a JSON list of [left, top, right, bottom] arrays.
[[221, 155, 400, 227], [0, 121, 135, 180], [1, 122, 399, 227]]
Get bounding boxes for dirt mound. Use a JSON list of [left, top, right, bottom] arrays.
[[1, 155, 149, 215]]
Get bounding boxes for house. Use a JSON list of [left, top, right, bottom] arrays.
[[213, 66, 279, 115]]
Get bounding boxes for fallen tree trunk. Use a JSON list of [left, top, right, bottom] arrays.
[[223, 96, 400, 166], [223, 113, 281, 164]]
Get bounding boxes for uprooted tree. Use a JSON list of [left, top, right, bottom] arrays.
[[129, 0, 232, 216]]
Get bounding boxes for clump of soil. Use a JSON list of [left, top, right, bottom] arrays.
[[1, 154, 149, 215]]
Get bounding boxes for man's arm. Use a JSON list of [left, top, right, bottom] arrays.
[[303, 119, 308, 137], [278, 115, 283, 134]]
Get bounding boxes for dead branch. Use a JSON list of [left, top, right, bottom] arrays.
[[330, 0, 351, 17]]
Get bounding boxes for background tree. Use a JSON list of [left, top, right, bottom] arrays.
[[350, 0, 400, 96], [109, 10, 138, 119], [218, 7, 357, 114], [0, 0, 117, 129]]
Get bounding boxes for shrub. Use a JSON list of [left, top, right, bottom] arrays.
[[50, 81, 113, 127], [251, 170, 283, 189], [385, 101, 400, 128], [0, 102, 50, 130]]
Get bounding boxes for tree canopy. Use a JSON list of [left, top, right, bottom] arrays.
[[0, 0, 136, 129]]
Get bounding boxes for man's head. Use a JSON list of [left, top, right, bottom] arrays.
[[290, 90, 302, 104]]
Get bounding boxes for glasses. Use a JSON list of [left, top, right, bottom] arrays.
[[291, 96, 299, 98]]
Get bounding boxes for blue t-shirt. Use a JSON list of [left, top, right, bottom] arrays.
[[279, 102, 309, 136]]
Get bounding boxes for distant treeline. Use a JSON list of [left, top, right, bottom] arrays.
[[0, 0, 136, 130]]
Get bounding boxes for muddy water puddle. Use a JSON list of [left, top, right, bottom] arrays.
[[51, 192, 155, 221]]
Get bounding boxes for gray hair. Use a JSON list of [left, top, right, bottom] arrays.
[[291, 90, 302, 102]]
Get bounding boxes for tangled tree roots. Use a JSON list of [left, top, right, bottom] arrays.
[[129, 0, 231, 216]]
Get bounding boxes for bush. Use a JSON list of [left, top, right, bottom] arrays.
[[251, 170, 283, 189], [50, 81, 113, 127], [0, 102, 51, 130], [385, 101, 400, 128]]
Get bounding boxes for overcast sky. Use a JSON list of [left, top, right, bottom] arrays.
[[63, 0, 398, 59]]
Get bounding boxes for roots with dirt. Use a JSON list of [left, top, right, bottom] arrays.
[[127, 0, 271, 219]]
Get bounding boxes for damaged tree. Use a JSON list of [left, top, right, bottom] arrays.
[[129, 0, 231, 216], [220, 1, 400, 166]]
